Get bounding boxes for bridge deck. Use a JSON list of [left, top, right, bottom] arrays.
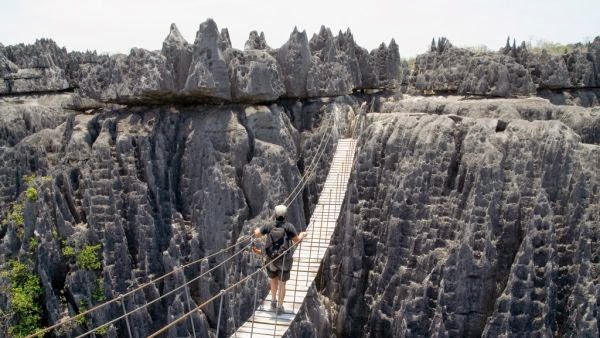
[[233, 138, 357, 337]]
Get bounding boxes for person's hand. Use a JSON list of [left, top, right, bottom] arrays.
[[252, 245, 262, 255], [299, 232, 307, 240]]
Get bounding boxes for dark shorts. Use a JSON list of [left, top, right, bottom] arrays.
[[266, 257, 292, 282]]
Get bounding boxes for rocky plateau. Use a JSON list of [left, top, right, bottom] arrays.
[[0, 19, 599, 338]]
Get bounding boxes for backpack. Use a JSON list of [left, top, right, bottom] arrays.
[[265, 223, 289, 259]]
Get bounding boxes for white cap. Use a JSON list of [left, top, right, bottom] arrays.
[[274, 205, 287, 218]]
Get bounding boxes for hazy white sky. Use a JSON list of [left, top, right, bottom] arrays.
[[1, 0, 599, 57]]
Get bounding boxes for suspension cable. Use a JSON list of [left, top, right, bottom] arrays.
[[147, 237, 304, 338], [283, 131, 333, 206], [26, 235, 252, 338], [282, 116, 334, 206], [74, 241, 254, 338], [150, 114, 363, 338]]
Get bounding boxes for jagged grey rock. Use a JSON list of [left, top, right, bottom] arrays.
[[356, 46, 379, 89], [2, 24, 600, 338], [564, 49, 596, 87], [68, 48, 174, 103], [1, 38, 68, 69], [244, 31, 269, 51], [317, 111, 600, 337], [307, 26, 354, 97], [276, 27, 312, 98], [162, 23, 192, 91], [184, 19, 232, 100], [336, 29, 362, 88], [307, 60, 353, 97], [527, 50, 572, 89], [218, 28, 232, 52], [379, 95, 600, 145], [4, 67, 70, 94], [1, 40, 70, 94], [412, 41, 536, 96], [372, 39, 401, 89], [226, 49, 285, 102], [0, 52, 18, 77], [0, 93, 356, 337]]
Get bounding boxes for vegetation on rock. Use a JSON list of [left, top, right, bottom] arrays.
[[1, 260, 43, 338]]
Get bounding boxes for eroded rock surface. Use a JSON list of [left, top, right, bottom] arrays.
[[411, 36, 600, 105], [184, 19, 232, 100], [1, 20, 403, 104], [0, 93, 356, 337], [316, 111, 600, 337], [226, 49, 285, 102]]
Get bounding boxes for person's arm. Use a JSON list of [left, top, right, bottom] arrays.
[[291, 231, 307, 244], [252, 226, 267, 255]]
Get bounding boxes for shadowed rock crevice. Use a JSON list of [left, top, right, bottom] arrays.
[[444, 124, 465, 193]]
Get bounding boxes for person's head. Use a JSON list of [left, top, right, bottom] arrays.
[[274, 205, 287, 222]]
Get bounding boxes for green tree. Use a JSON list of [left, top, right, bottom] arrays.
[[3, 261, 43, 338], [76, 245, 102, 271]]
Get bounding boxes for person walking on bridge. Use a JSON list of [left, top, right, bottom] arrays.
[[253, 205, 306, 313]]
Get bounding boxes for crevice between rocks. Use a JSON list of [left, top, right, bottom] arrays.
[[444, 126, 466, 194]]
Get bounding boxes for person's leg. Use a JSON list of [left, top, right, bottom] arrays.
[[270, 277, 279, 307], [277, 280, 286, 307]]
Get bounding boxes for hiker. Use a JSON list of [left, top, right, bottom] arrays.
[[253, 205, 306, 312]]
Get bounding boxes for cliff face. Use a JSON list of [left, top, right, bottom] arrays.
[[318, 107, 600, 337], [0, 91, 357, 337]]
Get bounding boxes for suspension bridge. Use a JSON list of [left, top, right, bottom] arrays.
[[26, 112, 363, 338]]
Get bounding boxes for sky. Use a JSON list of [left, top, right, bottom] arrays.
[[0, 0, 599, 58]]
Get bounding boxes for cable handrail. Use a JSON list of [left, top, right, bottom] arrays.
[[283, 131, 333, 207], [27, 113, 338, 338], [148, 114, 350, 337], [147, 234, 306, 338], [158, 134, 361, 338], [26, 235, 252, 338], [74, 241, 254, 338], [282, 116, 334, 206]]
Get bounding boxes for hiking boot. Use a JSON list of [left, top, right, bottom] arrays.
[[270, 299, 277, 310], [277, 304, 287, 314]]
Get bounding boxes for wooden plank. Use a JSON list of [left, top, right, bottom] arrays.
[[246, 319, 293, 329], [234, 331, 275, 338], [236, 326, 287, 336], [239, 321, 290, 331], [251, 311, 295, 322]]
